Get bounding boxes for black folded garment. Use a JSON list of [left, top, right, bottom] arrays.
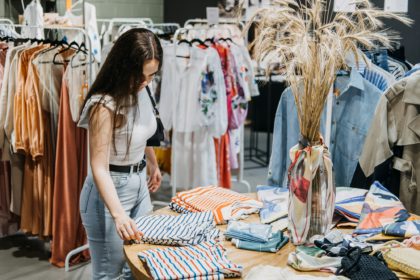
[[337, 247, 398, 280]]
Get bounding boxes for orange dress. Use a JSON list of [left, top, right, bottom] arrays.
[[50, 75, 89, 267], [18, 45, 51, 236]]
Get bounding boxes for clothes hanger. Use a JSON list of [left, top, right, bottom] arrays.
[[37, 37, 69, 64], [52, 41, 79, 64], [177, 39, 192, 47], [190, 38, 207, 48], [71, 52, 94, 67], [217, 37, 233, 43], [70, 41, 95, 67]]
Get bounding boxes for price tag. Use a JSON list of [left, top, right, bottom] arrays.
[[206, 7, 220, 26], [384, 0, 408, 13], [333, 0, 356, 12]]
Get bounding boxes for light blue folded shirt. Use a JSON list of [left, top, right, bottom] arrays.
[[232, 231, 289, 253], [225, 221, 272, 243]]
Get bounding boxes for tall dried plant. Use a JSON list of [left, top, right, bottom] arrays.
[[246, 0, 412, 143]]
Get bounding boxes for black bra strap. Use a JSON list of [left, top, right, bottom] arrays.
[[145, 86, 159, 117]]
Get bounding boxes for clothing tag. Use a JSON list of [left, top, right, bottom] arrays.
[[384, 0, 408, 13], [333, 0, 356, 12], [206, 7, 220, 26]]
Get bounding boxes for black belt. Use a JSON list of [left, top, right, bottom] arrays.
[[109, 159, 146, 174]]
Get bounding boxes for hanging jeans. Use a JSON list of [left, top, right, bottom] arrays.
[[80, 170, 153, 280]]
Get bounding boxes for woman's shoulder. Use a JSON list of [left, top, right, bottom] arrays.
[[77, 93, 117, 129]]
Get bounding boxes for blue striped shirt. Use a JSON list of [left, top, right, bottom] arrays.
[[362, 68, 390, 92], [136, 212, 220, 246]]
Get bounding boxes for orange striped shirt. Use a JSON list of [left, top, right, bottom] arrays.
[[171, 186, 263, 224]]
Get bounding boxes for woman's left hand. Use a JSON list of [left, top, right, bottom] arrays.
[[147, 164, 162, 193]]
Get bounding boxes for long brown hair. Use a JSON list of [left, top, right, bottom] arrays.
[[85, 28, 163, 156]]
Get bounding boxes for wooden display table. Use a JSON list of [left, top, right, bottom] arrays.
[[124, 194, 331, 279]]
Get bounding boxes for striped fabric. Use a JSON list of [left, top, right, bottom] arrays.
[[138, 240, 243, 280], [387, 58, 407, 80], [362, 68, 390, 92], [335, 187, 368, 223], [135, 212, 220, 246], [169, 202, 191, 214], [169, 186, 263, 224]]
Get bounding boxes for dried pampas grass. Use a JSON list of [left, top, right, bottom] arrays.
[[246, 0, 412, 142]]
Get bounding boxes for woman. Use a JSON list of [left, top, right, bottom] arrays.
[[78, 28, 163, 279]]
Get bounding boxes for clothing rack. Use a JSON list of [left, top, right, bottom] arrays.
[[0, 18, 14, 26], [184, 18, 245, 29], [116, 21, 148, 36], [5, 23, 94, 86], [147, 23, 181, 30], [0, 22, 94, 272], [173, 23, 251, 193], [102, 17, 154, 44]]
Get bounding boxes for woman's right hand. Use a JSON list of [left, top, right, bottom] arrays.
[[113, 213, 143, 241]]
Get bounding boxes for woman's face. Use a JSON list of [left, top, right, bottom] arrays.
[[140, 59, 160, 90]]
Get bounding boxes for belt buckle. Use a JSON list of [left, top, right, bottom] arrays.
[[136, 161, 141, 174]]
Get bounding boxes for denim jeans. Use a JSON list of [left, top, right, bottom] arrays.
[[80, 170, 153, 280]]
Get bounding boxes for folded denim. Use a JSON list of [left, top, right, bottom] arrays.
[[232, 231, 289, 253], [225, 221, 272, 243]]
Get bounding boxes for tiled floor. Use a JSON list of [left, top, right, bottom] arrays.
[[0, 129, 272, 280]]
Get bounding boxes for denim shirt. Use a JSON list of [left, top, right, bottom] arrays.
[[268, 68, 383, 187]]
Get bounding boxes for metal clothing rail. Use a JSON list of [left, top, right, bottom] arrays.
[[0, 23, 94, 272], [147, 23, 181, 30], [116, 22, 181, 38], [184, 18, 245, 29], [103, 17, 153, 44], [116, 21, 148, 36], [172, 25, 251, 194], [9, 24, 94, 86], [184, 18, 247, 45], [0, 18, 14, 26]]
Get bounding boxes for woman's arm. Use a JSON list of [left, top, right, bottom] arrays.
[[145, 147, 161, 192], [89, 105, 142, 241]]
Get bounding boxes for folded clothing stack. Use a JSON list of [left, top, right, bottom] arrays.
[[334, 187, 367, 223], [233, 231, 289, 253], [138, 240, 243, 280], [135, 211, 220, 246], [169, 186, 263, 224], [354, 181, 410, 235], [225, 221, 289, 253], [225, 221, 272, 242]]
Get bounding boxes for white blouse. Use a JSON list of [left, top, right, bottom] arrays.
[[78, 88, 157, 165], [160, 44, 227, 135]]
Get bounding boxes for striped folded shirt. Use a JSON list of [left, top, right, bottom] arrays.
[[135, 212, 220, 246], [170, 186, 263, 224], [138, 240, 243, 280]]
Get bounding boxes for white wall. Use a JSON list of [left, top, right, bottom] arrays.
[[57, 0, 163, 22]]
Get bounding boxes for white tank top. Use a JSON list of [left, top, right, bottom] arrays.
[[78, 88, 157, 165]]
